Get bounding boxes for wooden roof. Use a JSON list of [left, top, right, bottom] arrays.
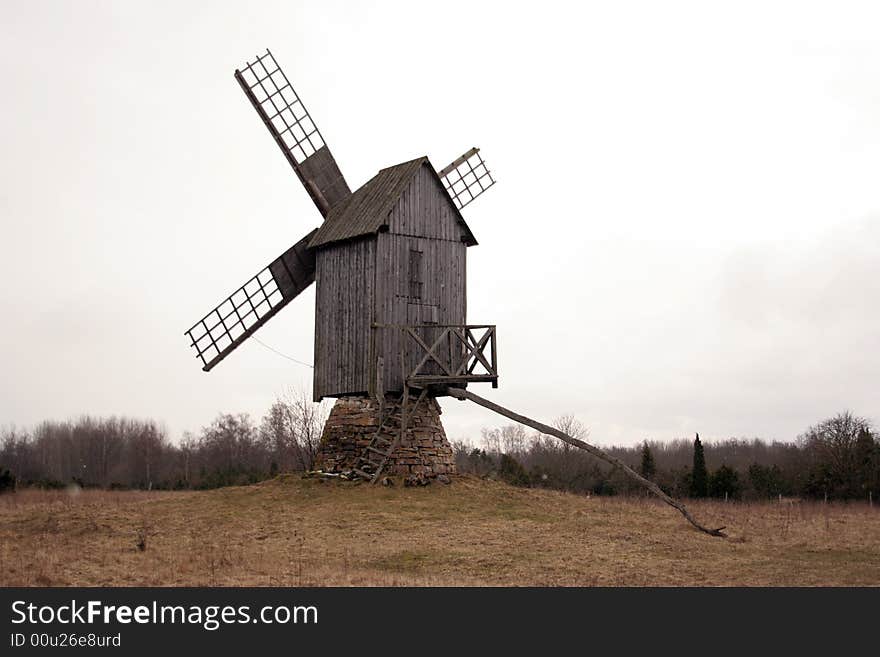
[[308, 157, 477, 249]]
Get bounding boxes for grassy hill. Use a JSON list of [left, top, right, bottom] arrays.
[[1, 475, 879, 586]]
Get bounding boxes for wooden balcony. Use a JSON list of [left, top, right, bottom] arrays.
[[372, 324, 498, 392]]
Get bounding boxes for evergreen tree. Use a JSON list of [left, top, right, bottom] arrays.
[[498, 453, 531, 487], [0, 467, 15, 494], [854, 428, 878, 497], [709, 464, 741, 499], [690, 433, 708, 498], [748, 463, 786, 498], [639, 441, 656, 479]]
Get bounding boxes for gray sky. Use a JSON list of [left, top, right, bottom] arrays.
[[2, 1, 878, 447]]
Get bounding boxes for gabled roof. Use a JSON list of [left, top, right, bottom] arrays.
[[308, 156, 477, 249]]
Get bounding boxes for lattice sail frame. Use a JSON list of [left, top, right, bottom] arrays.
[[235, 49, 326, 165], [438, 147, 496, 210], [185, 229, 317, 372], [235, 49, 351, 217]]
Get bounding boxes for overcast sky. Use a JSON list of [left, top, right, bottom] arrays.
[[2, 1, 878, 447]]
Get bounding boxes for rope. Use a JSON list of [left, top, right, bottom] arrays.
[[252, 336, 313, 369]]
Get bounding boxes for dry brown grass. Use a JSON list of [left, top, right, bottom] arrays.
[[1, 476, 878, 586]]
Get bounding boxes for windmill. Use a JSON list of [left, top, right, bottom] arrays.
[[185, 49, 497, 483], [184, 49, 725, 536]]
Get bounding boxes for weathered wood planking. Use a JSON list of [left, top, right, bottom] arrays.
[[313, 162, 470, 400], [297, 146, 352, 215], [268, 228, 318, 299], [313, 237, 375, 400], [375, 164, 468, 394]]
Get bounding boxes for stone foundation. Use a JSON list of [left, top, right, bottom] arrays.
[[315, 395, 457, 478]]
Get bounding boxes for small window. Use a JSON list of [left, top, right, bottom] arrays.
[[408, 249, 423, 299]]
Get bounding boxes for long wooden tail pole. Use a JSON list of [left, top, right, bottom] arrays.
[[447, 388, 726, 538]]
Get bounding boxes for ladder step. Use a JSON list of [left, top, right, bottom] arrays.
[[350, 394, 411, 483], [356, 456, 382, 469]]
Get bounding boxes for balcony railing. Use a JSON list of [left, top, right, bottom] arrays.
[[374, 324, 498, 390]]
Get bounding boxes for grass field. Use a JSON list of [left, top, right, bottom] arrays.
[[1, 475, 878, 586]]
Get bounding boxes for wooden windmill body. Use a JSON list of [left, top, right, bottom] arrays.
[[311, 156, 485, 401], [186, 50, 497, 482]]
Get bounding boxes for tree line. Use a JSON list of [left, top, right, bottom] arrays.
[[2, 400, 878, 502], [0, 390, 328, 491], [453, 411, 880, 501]]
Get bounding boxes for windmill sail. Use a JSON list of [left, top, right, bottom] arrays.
[[438, 147, 496, 210], [235, 49, 351, 216], [185, 228, 318, 372]]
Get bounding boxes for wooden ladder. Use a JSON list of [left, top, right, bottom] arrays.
[[353, 387, 427, 483]]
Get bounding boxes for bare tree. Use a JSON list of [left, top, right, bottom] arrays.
[[126, 419, 167, 489], [553, 414, 589, 442], [179, 432, 196, 487], [259, 388, 329, 472], [799, 411, 873, 497], [480, 427, 501, 454]]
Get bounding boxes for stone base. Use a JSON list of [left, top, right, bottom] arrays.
[[315, 395, 457, 478]]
